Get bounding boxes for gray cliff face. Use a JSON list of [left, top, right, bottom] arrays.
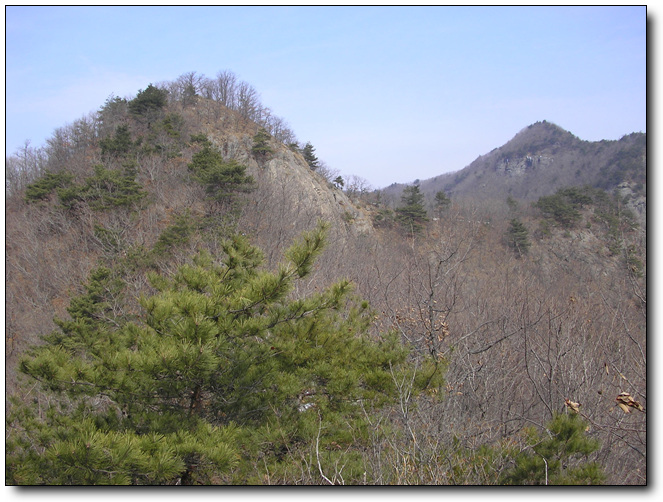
[[262, 145, 373, 235], [204, 131, 374, 261], [616, 181, 647, 228]]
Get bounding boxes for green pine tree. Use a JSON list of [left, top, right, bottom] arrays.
[[302, 142, 320, 170], [506, 218, 531, 257], [434, 190, 451, 215], [395, 185, 428, 233], [188, 145, 255, 202], [152, 210, 195, 257], [533, 188, 590, 229], [128, 84, 168, 117], [251, 128, 274, 160], [55, 164, 146, 211], [8, 222, 440, 485], [501, 413, 605, 485], [100, 124, 134, 157], [506, 196, 519, 212], [24, 171, 74, 203]]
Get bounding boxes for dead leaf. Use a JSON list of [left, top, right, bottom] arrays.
[[564, 398, 581, 413], [617, 402, 631, 413], [616, 392, 645, 412]]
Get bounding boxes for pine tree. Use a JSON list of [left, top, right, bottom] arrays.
[[55, 163, 146, 211], [506, 218, 531, 257], [251, 128, 273, 160], [434, 190, 451, 215], [395, 185, 428, 233], [188, 145, 255, 202], [100, 124, 134, 157], [302, 142, 320, 170], [24, 171, 74, 203], [533, 189, 587, 228], [181, 83, 198, 107], [128, 84, 168, 128], [506, 196, 519, 212], [128, 84, 168, 117], [501, 413, 605, 485], [8, 222, 439, 485]]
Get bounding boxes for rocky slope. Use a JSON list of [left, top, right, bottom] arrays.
[[382, 120, 646, 223]]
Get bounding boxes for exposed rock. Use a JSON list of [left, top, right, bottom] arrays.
[[233, 133, 374, 238], [616, 181, 647, 228]]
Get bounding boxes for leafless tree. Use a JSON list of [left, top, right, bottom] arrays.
[[214, 69, 239, 109]]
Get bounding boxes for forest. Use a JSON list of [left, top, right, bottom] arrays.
[[5, 71, 646, 485]]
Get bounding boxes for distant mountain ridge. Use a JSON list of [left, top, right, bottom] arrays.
[[383, 120, 646, 210]]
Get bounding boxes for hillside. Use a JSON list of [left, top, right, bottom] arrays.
[[5, 74, 646, 485], [381, 120, 646, 225]]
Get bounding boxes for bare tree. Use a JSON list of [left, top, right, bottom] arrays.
[[215, 69, 238, 109], [6, 141, 47, 197]]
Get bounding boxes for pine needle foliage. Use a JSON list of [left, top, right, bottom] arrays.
[[99, 124, 135, 158], [395, 185, 429, 233], [302, 142, 320, 170], [500, 413, 605, 485], [251, 128, 274, 160], [506, 218, 531, 257], [128, 84, 168, 118], [8, 222, 433, 485], [24, 170, 74, 203], [187, 145, 255, 202]]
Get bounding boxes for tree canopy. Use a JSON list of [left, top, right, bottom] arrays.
[[395, 185, 428, 233], [187, 144, 255, 202], [302, 142, 320, 170], [251, 128, 274, 160], [128, 84, 168, 117], [506, 218, 531, 257], [501, 413, 605, 485]]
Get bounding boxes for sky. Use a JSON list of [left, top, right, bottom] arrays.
[[4, 4, 647, 188]]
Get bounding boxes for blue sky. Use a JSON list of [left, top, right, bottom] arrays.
[[5, 5, 647, 188]]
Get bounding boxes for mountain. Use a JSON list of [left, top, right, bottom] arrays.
[[5, 75, 646, 485], [382, 120, 646, 223]]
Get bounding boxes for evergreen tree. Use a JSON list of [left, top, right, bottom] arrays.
[[188, 145, 255, 202], [501, 413, 605, 485], [189, 133, 212, 146], [434, 190, 451, 214], [302, 142, 320, 170], [128, 84, 168, 127], [152, 210, 195, 257], [506, 218, 531, 257], [57, 163, 146, 211], [97, 94, 129, 134], [395, 185, 428, 233], [24, 171, 74, 203], [181, 83, 198, 107], [8, 223, 440, 485], [100, 124, 134, 157], [251, 128, 273, 160], [128, 84, 168, 116], [533, 187, 592, 229]]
